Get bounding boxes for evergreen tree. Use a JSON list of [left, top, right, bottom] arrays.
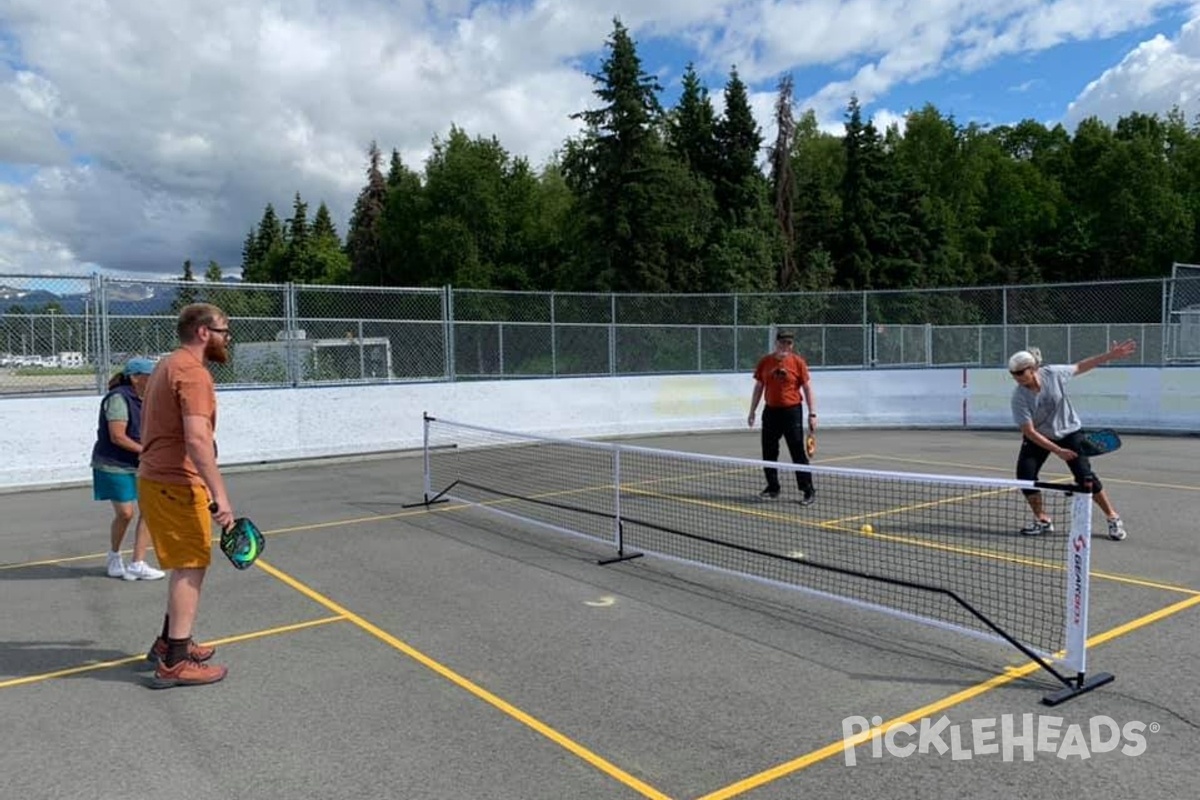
[[282, 192, 312, 282], [666, 63, 718, 183], [561, 18, 673, 291], [311, 201, 339, 242], [713, 67, 764, 226], [561, 19, 718, 292], [838, 96, 882, 289], [309, 201, 351, 284], [789, 109, 843, 291], [346, 141, 389, 285], [173, 259, 199, 311], [204, 260, 223, 282], [239, 229, 257, 279], [770, 74, 797, 289], [379, 154, 426, 286], [386, 148, 407, 187], [243, 204, 284, 283]]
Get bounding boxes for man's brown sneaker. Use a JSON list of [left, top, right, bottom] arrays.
[[151, 658, 228, 689]]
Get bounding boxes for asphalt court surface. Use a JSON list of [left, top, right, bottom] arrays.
[[2, 428, 1199, 799]]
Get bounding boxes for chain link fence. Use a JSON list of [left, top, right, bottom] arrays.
[[1, 272, 1197, 395]]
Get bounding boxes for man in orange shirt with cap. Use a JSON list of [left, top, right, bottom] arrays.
[[748, 330, 817, 504]]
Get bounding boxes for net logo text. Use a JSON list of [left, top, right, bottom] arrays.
[[841, 714, 1154, 765]]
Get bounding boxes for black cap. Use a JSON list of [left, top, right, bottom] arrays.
[[776, 330, 795, 341]]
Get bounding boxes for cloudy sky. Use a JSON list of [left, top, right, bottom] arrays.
[[2, 0, 1199, 279]]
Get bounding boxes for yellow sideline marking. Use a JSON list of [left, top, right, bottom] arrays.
[[0, 615, 344, 690], [861, 454, 1200, 493], [7, 488, 1198, 596], [697, 592, 1200, 800], [255, 559, 672, 800], [622, 485, 1200, 595], [625, 484, 1068, 570]]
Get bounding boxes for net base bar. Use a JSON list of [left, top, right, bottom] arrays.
[[1043, 672, 1116, 706]]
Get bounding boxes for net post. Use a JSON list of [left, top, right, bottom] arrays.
[[422, 412, 432, 501], [598, 445, 643, 565], [402, 413, 450, 508], [1042, 487, 1115, 706], [613, 448, 622, 550]]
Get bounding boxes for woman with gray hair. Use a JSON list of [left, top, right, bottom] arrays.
[[1008, 339, 1136, 540]]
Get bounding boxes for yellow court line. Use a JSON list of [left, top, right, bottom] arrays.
[[622, 486, 1200, 595], [0, 505, 459, 571], [0, 615, 344, 690], [859, 454, 1200, 493], [8, 489, 1197, 597], [696, 591, 1200, 800], [254, 558, 674, 800]]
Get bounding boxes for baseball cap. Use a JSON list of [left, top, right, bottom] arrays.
[[776, 330, 795, 341], [124, 357, 156, 376]]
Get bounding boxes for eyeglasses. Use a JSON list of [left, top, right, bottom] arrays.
[[1010, 367, 1029, 377], [206, 325, 232, 339]]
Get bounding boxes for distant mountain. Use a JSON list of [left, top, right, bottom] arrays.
[[0, 288, 64, 312], [0, 275, 246, 316], [0, 284, 179, 315]]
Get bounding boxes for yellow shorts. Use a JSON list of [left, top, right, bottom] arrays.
[[137, 477, 213, 569]]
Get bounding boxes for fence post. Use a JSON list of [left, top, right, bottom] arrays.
[[550, 291, 557, 377], [1002, 286, 1009, 356], [862, 292, 870, 368], [733, 294, 739, 371], [1162, 277, 1169, 364], [283, 282, 299, 387], [94, 273, 108, 394], [609, 293, 616, 376], [443, 285, 455, 382]]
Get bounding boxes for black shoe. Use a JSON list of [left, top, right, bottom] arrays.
[[758, 487, 780, 500], [797, 488, 816, 506]]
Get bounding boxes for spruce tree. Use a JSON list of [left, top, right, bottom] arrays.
[[713, 67, 764, 226], [346, 141, 389, 285], [562, 18, 677, 290], [770, 74, 797, 289]]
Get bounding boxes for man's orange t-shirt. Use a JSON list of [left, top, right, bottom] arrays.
[[753, 352, 810, 409], [138, 349, 217, 486]]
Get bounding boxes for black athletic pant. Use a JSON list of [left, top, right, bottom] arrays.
[[761, 405, 813, 492], [1016, 430, 1103, 496]]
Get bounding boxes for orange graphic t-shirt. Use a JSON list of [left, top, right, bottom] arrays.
[[753, 352, 810, 409]]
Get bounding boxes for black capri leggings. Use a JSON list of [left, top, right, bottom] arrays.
[[1016, 430, 1102, 496]]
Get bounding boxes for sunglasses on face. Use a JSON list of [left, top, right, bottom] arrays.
[[1010, 367, 1030, 376]]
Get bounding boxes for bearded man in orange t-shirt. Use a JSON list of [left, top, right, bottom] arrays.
[[137, 303, 236, 688]]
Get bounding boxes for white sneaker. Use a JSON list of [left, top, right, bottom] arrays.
[[123, 560, 166, 581], [106, 551, 126, 579], [1107, 517, 1127, 541], [1019, 519, 1054, 536]]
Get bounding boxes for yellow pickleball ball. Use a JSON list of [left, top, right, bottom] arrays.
[[861, 523, 874, 534]]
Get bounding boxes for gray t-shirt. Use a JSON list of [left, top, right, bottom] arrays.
[[1010, 365, 1081, 440]]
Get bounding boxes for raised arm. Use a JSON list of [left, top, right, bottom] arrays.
[[1074, 339, 1136, 377]]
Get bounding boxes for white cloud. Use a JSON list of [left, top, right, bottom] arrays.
[[0, 0, 1197, 276], [1065, 15, 1200, 128]]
